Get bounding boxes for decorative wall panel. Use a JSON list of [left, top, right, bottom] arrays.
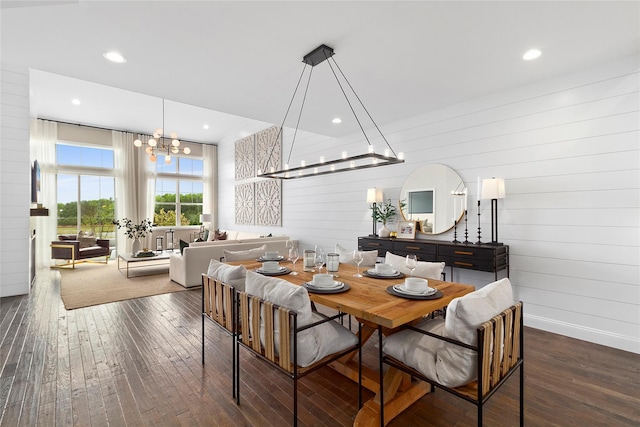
[[255, 180, 282, 226], [255, 126, 281, 176], [234, 183, 254, 225], [234, 135, 254, 180]]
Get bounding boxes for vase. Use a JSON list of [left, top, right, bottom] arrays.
[[379, 224, 391, 238], [131, 238, 142, 254]]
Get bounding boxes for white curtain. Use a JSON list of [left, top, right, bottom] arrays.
[[112, 130, 136, 255], [202, 143, 217, 229], [136, 134, 156, 250], [29, 119, 57, 267]]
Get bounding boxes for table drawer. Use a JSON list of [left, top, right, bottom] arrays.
[[393, 241, 437, 256], [439, 256, 496, 272], [438, 245, 495, 261], [358, 237, 393, 254]]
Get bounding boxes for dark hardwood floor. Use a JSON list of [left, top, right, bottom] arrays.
[[1, 269, 638, 426]]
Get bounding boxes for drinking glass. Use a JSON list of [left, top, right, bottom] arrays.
[[289, 247, 299, 275], [406, 254, 418, 277], [353, 250, 364, 277], [286, 240, 294, 250], [314, 251, 325, 274]]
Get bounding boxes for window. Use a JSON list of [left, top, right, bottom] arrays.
[[153, 157, 204, 226], [56, 143, 115, 238]]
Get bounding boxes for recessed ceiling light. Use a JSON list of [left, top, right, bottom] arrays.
[[332, 118, 342, 124], [103, 51, 127, 63], [523, 49, 542, 61], [203, 124, 209, 130], [71, 98, 81, 105]]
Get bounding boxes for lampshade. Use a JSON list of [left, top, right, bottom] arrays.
[[482, 178, 506, 200], [200, 213, 213, 223], [367, 188, 384, 204]]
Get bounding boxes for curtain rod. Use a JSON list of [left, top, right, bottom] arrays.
[[41, 118, 214, 146]]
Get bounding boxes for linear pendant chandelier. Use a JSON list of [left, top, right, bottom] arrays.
[[258, 44, 404, 179]]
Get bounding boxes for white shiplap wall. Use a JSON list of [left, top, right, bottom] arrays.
[[0, 63, 31, 297], [218, 55, 640, 353]]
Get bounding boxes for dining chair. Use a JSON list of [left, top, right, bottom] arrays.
[[236, 271, 362, 426], [201, 260, 247, 401], [379, 278, 523, 426]]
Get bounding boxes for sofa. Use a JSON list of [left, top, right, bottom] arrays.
[[169, 231, 294, 288], [51, 233, 111, 268]]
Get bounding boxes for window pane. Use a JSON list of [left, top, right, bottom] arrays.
[[57, 143, 114, 168], [155, 179, 177, 225], [156, 157, 177, 174], [179, 158, 204, 176], [57, 174, 78, 235], [80, 175, 115, 238]]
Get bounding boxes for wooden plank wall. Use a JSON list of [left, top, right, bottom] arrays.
[[217, 55, 640, 353]]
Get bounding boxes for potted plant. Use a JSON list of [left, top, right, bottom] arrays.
[[113, 218, 153, 254], [371, 199, 398, 237]]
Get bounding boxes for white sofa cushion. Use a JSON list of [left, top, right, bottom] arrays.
[[223, 244, 266, 261], [382, 277, 514, 387], [335, 243, 377, 267], [206, 259, 247, 291], [384, 251, 445, 280], [245, 271, 357, 367]]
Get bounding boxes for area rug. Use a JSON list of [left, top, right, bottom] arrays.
[[59, 260, 188, 310]]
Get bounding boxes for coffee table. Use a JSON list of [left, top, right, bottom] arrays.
[[117, 252, 173, 278]]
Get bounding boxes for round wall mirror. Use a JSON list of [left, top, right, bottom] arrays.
[[399, 164, 465, 235]]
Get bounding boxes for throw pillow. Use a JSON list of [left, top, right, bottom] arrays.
[[77, 231, 96, 249], [335, 243, 377, 267], [384, 251, 445, 280], [207, 259, 247, 291], [203, 230, 209, 241], [215, 230, 228, 240], [436, 277, 514, 387], [223, 244, 266, 261], [179, 239, 189, 255]]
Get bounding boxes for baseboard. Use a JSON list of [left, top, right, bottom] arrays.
[[524, 313, 639, 354]]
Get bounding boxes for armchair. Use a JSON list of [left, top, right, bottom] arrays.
[[51, 234, 110, 269]]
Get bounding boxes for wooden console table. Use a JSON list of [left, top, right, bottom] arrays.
[[358, 236, 509, 280]]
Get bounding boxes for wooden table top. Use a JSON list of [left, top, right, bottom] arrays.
[[229, 260, 475, 329]]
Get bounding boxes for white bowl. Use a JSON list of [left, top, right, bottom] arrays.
[[264, 251, 279, 259], [404, 277, 428, 292], [375, 263, 394, 273], [262, 261, 280, 272], [312, 274, 334, 287]]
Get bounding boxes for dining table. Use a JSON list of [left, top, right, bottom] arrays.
[[229, 259, 475, 426]]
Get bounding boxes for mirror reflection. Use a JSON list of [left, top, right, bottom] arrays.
[[400, 164, 465, 235]]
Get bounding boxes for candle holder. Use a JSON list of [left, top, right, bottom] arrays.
[[476, 200, 482, 244], [464, 209, 470, 244], [155, 235, 164, 253], [452, 218, 459, 243]]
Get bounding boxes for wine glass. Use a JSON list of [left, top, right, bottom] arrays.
[[406, 254, 418, 277], [289, 247, 299, 275], [286, 240, 294, 251], [314, 251, 325, 274], [353, 250, 364, 277]]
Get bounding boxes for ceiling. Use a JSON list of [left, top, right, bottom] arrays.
[[2, 1, 639, 145]]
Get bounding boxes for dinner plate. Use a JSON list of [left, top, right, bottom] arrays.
[[363, 270, 404, 279], [386, 285, 443, 300], [393, 284, 437, 296], [305, 280, 344, 290], [303, 282, 350, 294], [255, 267, 291, 276], [256, 256, 286, 262]]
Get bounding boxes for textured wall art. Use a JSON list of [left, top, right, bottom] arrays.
[[255, 179, 282, 226], [234, 182, 255, 225], [255, 125, 281, 176], [235, 135, 255, 180]]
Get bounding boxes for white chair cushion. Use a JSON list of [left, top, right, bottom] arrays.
[[384, 251, 445, 280], [223, 244, 266, 261], [335, 243, 377, 267], [206, 259, 247, 291], [382, 277, 514, 388], [245, 271, 357, 367]]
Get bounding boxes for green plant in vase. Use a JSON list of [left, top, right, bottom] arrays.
[[370, 199, 398, 237], [113, 218, 153, 254]]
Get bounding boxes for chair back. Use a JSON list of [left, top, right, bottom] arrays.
[[477, 302, 523, 398], [202, 274, 236, 334]]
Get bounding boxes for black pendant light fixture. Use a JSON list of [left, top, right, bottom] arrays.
[[258, 44, 404, 179]]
